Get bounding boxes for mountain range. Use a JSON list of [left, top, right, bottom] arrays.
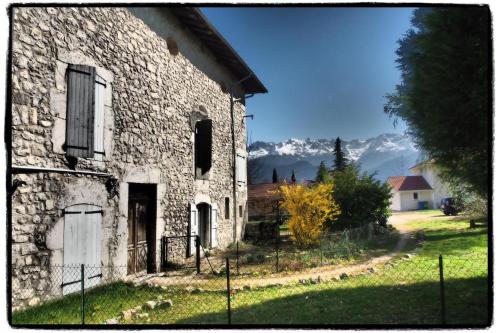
[[247, 133, 423, 184]]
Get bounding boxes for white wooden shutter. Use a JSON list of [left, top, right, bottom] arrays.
[[63, 204, 102, 295], [93, 75, 106, 161], [189, 204, 198, 256], [236, 154, 247, 186], [210, 203, 218, 248], [85, 205, 102, 289]]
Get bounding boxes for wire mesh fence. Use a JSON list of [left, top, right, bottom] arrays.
[[11, 253, 489, 326], [230, 223, 393, 275]]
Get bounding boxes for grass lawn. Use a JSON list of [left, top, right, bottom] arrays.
[[12, 217, 489, 326]]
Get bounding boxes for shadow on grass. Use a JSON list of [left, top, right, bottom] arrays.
[[175, 277, 489, 326], [12, 282, 161, 325]]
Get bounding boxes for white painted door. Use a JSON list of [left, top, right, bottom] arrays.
[[63, 204, 102, 295], [189, 203, 199, 256], [210, 203, 219, 248]]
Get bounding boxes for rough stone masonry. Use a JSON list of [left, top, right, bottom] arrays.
[[10, 7, 265, 308]]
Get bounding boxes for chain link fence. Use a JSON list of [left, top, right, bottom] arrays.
[[11, 253, 489, 326]]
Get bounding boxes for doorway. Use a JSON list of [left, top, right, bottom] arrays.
[[127, 184, 157, 274], [196, 203, 210, 248]]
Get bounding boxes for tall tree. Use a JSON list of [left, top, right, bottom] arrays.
[[315, 161, 330, 183], [384, 8, 490, 197], [291, 170, 296, 183], [333, 137, 348, 172], [272, 168, 278, 183]]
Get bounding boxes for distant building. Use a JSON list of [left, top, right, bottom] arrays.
[[387, 176, 433, 211], [248, 179, 314, 220], [387, 159, 452, 211], [409, 160, 452, 209]]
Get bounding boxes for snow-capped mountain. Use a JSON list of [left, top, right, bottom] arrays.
[[248, 133, 422, 183]]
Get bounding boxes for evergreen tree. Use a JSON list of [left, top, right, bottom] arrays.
[[272, 168, 278, 183], [385, 8, 490, 197], [315, 161, 330, 183], [291, 170, 297, 183], [333, 137, 348, 172]]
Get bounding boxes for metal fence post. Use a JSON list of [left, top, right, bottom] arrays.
[[226, 257, 232, 325], [320, 236, 323, 266], [196, 236, 201, 274], [236, 241, 240, 275], [439, 254, 446, 325], [81, 264, 85, 325], [276, 223, 279, 273]]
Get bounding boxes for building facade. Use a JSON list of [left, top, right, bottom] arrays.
[[9, 6, 266, 307]]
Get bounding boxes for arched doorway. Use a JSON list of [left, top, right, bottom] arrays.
[[196, 203, 210, 248]]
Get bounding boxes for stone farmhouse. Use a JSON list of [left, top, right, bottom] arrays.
[[9, 6, 266, 307]]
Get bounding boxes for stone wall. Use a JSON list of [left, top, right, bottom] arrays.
[[11, 7, 250, 308]]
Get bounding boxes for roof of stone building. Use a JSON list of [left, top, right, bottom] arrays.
[[171, 7, 267, 94], [387, 176, 433, 191]]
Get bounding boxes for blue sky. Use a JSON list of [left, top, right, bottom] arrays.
[[202, 7, 415, 143]]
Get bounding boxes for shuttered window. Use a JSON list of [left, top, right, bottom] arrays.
[[65, 64, 96, 158], [65, 65, 106, 159], [195, 119, 213, 177], [236, 154, 247, 186]]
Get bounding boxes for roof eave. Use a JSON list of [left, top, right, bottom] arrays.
[[170, 7, 267, 94]]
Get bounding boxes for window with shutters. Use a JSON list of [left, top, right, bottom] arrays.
[[65, 64, 106, 159], [195, 119, 212, 179]]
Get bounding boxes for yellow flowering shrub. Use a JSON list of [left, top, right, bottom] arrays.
[[277, 182, 340, 247]]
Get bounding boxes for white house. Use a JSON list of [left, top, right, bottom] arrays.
[[387, 159, 452, 211], [409, 160, 452, 209], [387, 176, 434, 211]]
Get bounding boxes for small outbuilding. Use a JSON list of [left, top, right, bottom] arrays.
[[387, 176, 433, 211]]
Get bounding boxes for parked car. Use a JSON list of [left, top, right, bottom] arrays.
[[440, 197, 460, 216]]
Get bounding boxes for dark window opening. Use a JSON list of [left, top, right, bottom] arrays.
[[167, 37, 179, 55], [239, 205, 243, 218], [413, 192, 419, 200], [195, 119, 212, 179], [225, 197, 230, 219]]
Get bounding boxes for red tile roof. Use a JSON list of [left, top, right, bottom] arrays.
[[248, 183, 281, 200], [248, 180, 316, 200], [387, 176, 433, 191]]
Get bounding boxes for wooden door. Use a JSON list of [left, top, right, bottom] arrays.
[[127, 185, 156, 274]]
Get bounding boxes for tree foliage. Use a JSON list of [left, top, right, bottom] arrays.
[[315, 161, 330, 183], [272, 168, 278, 183], [384, 7, 491, 197], [278, 183, 340, 247], [330, 165, 392, 229], [333, 137, 348, 172]]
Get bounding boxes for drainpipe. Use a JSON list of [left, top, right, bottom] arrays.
[[11, 165, 113, 177], [230, 90, 237, 242]]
